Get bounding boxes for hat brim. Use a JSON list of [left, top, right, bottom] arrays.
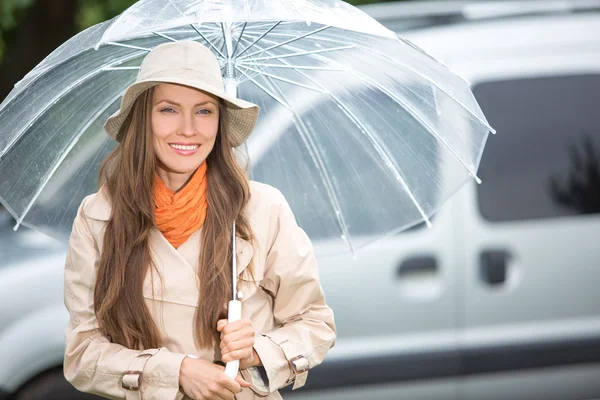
[[104, 76, 259, 148]]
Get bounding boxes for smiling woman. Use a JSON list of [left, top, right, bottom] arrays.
[[151, 84, 220, 191], [62, 40, 336, 400]]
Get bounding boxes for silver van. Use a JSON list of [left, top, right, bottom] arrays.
[[1, 1, 599, 399], [287, 2, 600, 400]]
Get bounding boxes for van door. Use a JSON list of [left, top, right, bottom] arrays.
[[284, 206, 461, 400], [458, 73, 600, 399]]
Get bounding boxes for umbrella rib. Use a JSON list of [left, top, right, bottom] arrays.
[[105, 41, 151, 52], [232, 22, 247, 56], [185, 0, 203, 11], [152, 31, 178, 42], [356, 69, 481, 183], [243, 35, 483, 181], [3, 22, 114, 94], [234, 21, 281, 59], [4, 28, 215, 156], [191, 24, 225, 58], [14, 93, 123, 230], [367, 43, 494, 133], [165, 0, 186, 18], [237, 25, 330, 61], [104, 66, 140, 71], [0, 50, 147, 159], [234, 67, 290, 109], [236, 65, 323, 93], [236, 62, 344, 71], [243, 21, 298, 31], [264, 33, 493, 133], [220, 23, 228, 55], [285, 62, 432, 227], [237, 44, 354, 62], [267, 77, 355, 252]]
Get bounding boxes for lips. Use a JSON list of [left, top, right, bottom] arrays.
[[169, 143, 201, 156], [169, 143, 200, 151]]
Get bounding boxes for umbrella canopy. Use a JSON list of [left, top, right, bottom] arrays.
[[0, 0, 494, 253]]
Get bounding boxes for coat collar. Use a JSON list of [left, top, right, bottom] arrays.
[[83, 185, 112, 221], [83, 186, 254, 278]]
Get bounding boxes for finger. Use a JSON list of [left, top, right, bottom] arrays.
[[236, 375, 253, 388], [206, 380, 236, 400], [219, 373, 243, 395], [220, 328, 254, 349], [221, 337, 255, 357], [221, 337, 255, 355], [216, 319, 228, 332], [210, 388, 234, 400], [221, 319, 252, 336], [220, 323, 254, 343], [218, 388, 236, 400], [222, 347, 254, 363]]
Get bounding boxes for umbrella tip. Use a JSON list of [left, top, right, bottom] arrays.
[[474, 175, 482, 184], [13, 222, 21, 232]]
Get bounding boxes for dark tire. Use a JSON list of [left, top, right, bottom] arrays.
[[10, 367, 102, 400]]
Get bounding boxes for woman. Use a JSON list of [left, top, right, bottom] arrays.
[[63, 40, 336, 400]]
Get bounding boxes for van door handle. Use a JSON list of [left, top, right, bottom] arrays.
[[480, 249, 511, 285], [396, 255, 438, 279]]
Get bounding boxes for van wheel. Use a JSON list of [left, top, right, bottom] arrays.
[[11, 367, 102, 400]]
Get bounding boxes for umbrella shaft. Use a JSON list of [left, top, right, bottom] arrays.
[[223, 22, 237, 97]]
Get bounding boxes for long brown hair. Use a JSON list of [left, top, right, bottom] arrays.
[[95, 87, 253, 350]]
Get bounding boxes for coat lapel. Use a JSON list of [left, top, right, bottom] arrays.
[[235, 236, 254, 279], [83, 187, 256, 306], [146, 233, 255, 305], [146, 229, 200, 306]]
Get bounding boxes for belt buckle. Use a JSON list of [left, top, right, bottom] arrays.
[[122, 370, 142, 391], [289, 355, 309, 374]]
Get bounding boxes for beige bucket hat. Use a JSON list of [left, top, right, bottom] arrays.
[[104, 40, 259, 147]]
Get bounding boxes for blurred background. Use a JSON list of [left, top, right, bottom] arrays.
[[0, 0, 599, 399]]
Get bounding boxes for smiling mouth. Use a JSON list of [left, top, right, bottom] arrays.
[[169, 143, 200, 151]]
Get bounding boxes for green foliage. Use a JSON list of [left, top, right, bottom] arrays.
[[0, 0, 33, 57], [76, 0, 137, 31], [1, 0, 34, 30]]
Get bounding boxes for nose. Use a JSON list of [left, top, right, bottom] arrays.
[[178, 113, 197, 137]]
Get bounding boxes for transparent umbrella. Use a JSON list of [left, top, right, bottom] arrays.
[[0, 0, 494, 253], [0, 0, 496, 381]]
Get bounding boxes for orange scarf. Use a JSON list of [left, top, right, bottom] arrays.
[[154, 162, 208, 248]]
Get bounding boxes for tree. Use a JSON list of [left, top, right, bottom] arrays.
[[0, 0, 137, 100], [0, 0, 79, 101], [549, 134, 600, 215]]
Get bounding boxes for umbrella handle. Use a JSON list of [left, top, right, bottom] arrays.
[[224, 300, 242, 379]]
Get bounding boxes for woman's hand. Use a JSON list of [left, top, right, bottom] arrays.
[[179, 357, 251, 400], [217, 319, 262, 370]]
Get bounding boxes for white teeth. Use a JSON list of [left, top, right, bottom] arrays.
[[170, 144, 199, 151]]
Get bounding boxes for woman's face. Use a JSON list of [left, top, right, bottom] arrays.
[[151, 83, 220, 176]]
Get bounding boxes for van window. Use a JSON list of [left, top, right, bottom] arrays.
[[473, 74, 600, 222]]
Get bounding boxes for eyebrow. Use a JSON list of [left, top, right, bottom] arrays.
[[155, 99, 218, 107]]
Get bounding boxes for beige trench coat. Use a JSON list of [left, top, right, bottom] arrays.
[[63, 181, 336, 400]]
